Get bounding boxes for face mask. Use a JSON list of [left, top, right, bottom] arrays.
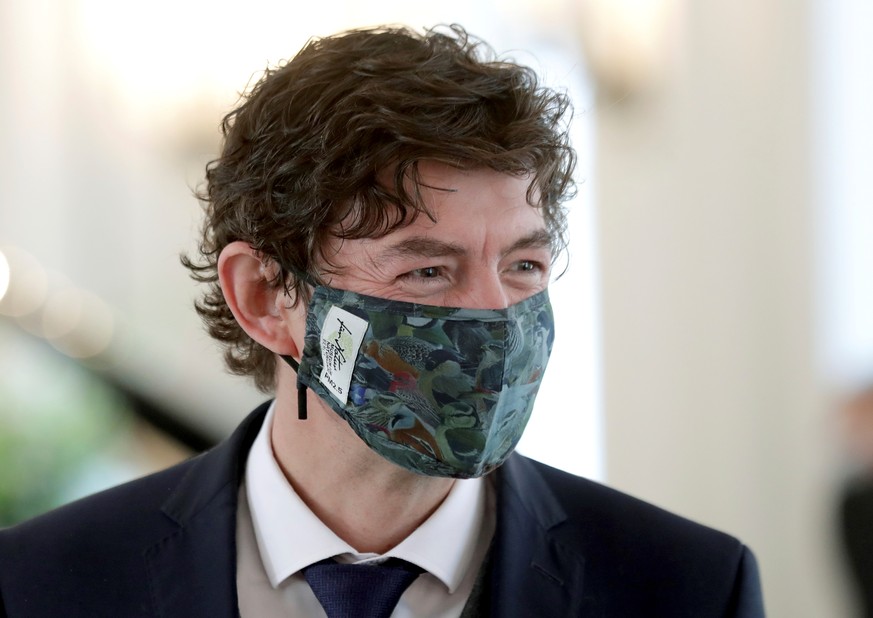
[[282, 285, 554, 479]]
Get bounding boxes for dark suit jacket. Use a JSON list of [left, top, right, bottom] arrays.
[[0, 402, 764, 617], [839, 476, 873, 617]]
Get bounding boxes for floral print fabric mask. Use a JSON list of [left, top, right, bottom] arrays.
[[282, 285, 554, 478]]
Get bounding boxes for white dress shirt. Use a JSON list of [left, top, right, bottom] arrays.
[[236, 403, 495, 617]]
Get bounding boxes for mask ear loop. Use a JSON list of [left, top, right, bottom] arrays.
[[278, 268, 320, 421], [280, 355, 309, 420]]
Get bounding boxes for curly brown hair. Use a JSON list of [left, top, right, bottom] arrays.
[[182, 24, 577, 392]]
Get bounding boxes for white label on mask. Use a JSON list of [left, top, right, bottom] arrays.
[[319, 306, 369, 405]]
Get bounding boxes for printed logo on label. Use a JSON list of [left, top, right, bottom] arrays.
[[319, 306, 368, 405]]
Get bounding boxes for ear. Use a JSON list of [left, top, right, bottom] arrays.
[[218, 241, 303, 357]]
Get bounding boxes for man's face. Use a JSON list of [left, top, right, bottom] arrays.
[[320, 161, 552, 310]]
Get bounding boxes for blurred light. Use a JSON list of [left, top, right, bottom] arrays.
[[49, 290, 115, 359], [0, 249, 9, 302], [0, 246, 48, 318], [42, 281, 84, 340], [75, 0, 342, 109], [14, 269, 69, 338], [0, 247, 116, 359], [576, 0, 681, 96]]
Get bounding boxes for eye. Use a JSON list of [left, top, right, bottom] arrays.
[[412, 266, 440, 279], [511, 259, 546, 274], [398, 266, 445, 282]]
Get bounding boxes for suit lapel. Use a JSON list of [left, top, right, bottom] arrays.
[[488, 454, 587, 617], [145, 402, 270, 618], [141, 405, 587, 616]]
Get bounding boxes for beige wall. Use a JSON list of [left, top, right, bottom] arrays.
[[595, 1, 850, 615]]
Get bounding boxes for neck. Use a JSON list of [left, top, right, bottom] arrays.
[[270, 386, 455, 554]]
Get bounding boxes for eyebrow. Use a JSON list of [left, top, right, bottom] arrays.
[[382, 229, 554, 261], [503, 229, 554, 256]]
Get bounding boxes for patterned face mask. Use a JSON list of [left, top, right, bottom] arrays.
[[282, 285, 554, 479]]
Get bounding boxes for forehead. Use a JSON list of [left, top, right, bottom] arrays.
[[324, 162, 550, 262]]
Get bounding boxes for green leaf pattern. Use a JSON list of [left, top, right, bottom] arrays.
[[298, 287, 554, 478]]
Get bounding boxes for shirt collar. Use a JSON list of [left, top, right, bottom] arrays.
[[245, 402, 487, 593]]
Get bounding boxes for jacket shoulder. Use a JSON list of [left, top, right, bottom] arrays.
[[499, 455, 764, 616], [519, 456, 746, 553], [0, 456, 202, 617], [0, 402, 268, 617]]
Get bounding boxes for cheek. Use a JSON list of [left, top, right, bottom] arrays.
[[282, 297, 308, 352]]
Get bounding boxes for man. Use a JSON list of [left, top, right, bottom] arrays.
[[838, 383, 873, 616], [0, 25, 764, 617]]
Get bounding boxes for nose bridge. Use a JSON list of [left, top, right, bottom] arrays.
[[464, 267, 509, 310]]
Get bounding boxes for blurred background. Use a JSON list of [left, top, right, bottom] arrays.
[[1, 0, 871, 615]]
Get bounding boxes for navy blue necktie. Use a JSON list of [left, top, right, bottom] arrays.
[[303, 557, 423, 618]]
